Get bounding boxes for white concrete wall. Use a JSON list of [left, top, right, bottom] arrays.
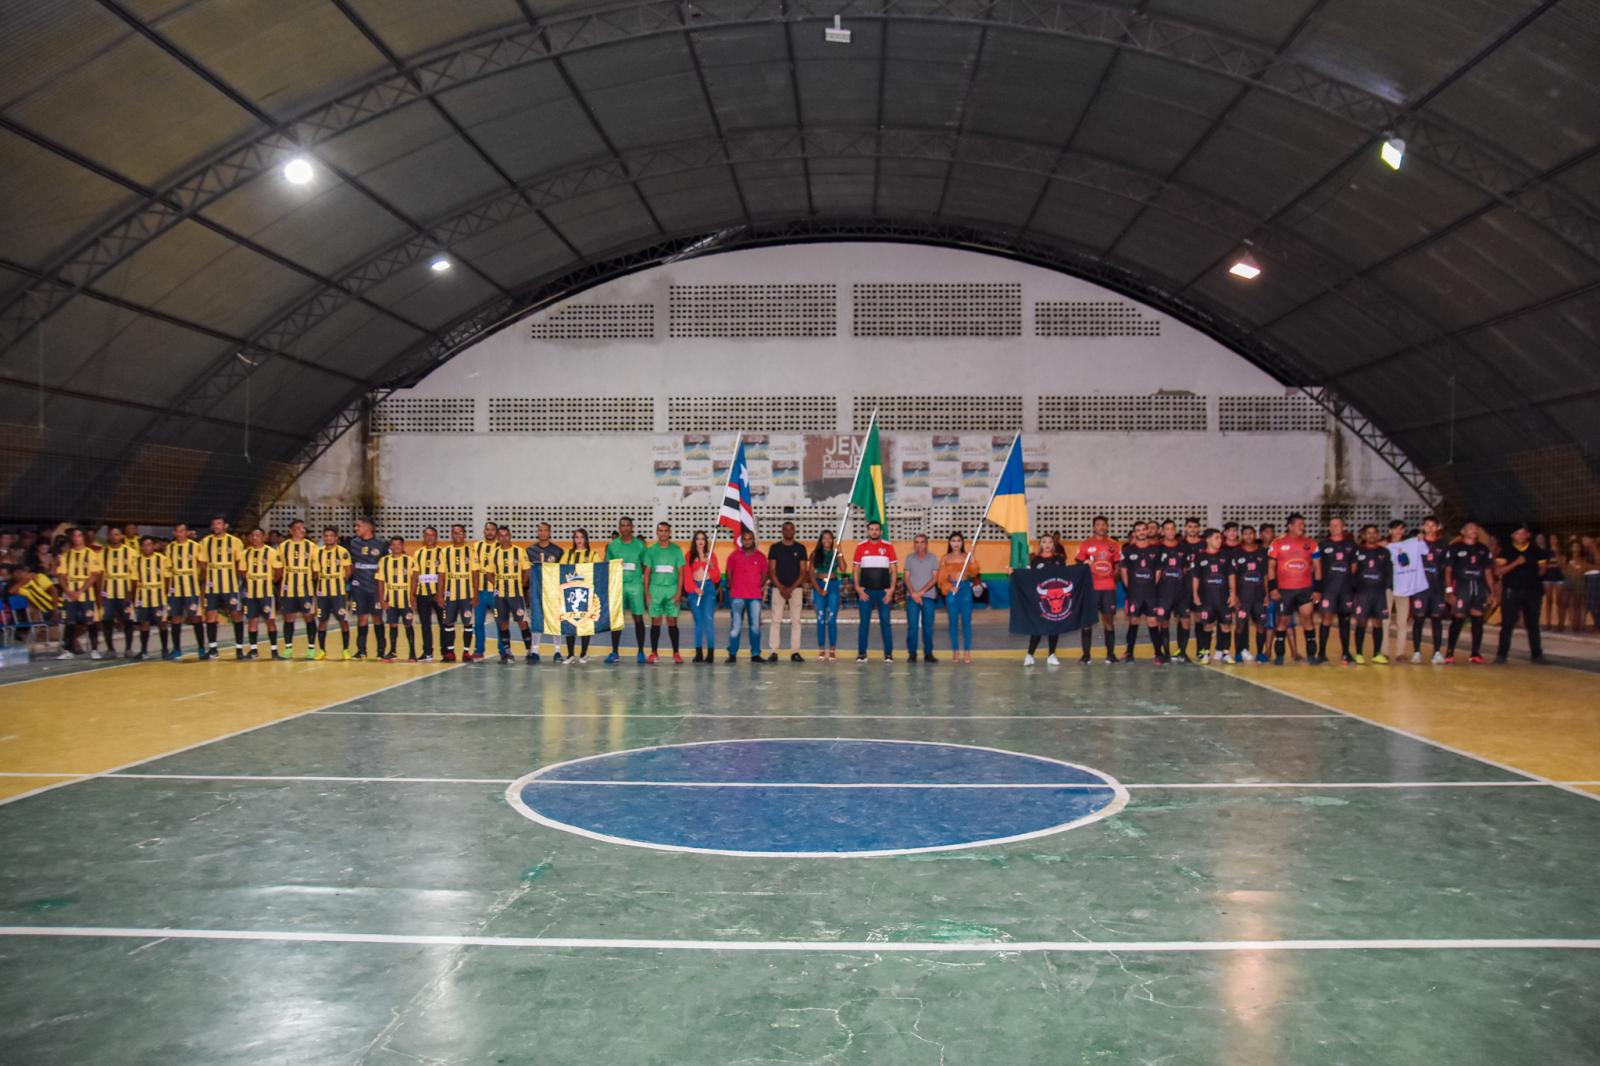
[[275, 243, 1425, 534]]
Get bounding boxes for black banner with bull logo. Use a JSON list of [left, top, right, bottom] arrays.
[[1009, 563, 1097, 635]]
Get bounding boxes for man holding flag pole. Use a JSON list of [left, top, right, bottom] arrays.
[[716, 438, 768, 663], [835, 413, 899, 663]]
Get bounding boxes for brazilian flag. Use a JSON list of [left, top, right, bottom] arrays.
[[534, 562, 625, 636], [849, 418, 887, 534]]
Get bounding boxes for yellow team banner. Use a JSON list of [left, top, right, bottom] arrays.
[[536, 561, 626, 636]]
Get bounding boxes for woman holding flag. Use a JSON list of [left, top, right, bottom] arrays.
[[559, 529, 601, 663], [939, 532, 979, 664], [810, 529, 845, 662], [683, 530, 720, 663]]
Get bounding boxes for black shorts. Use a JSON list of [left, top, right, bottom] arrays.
[[1126, 586, 1160, 618], [205, 592, 240, 614], [280, 596, 316, 616], [1453, 580, 1490, 615], [167, 595, 199, 619], [1094, 589, 1118, 615], [1410, 588, 1448, 619], [495, 595, 528, 623], [64, 600, 98, 625], [1278, 587, 1316, 613], [103, 597, 132, 621], [1235, 597, 1266, 626], [1352, 587, 1388, 620], [316, 594, 349, 621], [1318, 579, 1353, 615], [445, 598, 474, 624], [383, 605, 414, 625], [1197, 593, 1231, 624], [135, 604, 167, 625], [244, 596, 275, 620], [350, 586, 380, 615], [1157, 582, 1188, 616]]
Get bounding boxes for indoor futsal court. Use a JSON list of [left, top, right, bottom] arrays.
[[4, 0, 1600, 1063]]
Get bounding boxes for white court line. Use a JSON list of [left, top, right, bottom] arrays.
[[82, 772, 1600, 790], [315, 710, 1343, 721], [0, 658, 141, 689], [0, 668, 458, 808], [0, 926, 1595, 954], [0, 771, 99, 778], [1224, 669, 1600, 804], [172, 690, 215, 702]]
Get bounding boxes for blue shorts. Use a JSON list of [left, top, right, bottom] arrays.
[[350, 586, 380, 615]]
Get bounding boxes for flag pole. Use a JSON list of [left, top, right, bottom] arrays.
[[957, 430, 1018, 587], [824, 409, 876, 584]]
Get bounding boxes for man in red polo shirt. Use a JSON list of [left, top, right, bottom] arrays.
[[1075, 514, 1122, 664], [724, 530, 768, 664], [1267, 512, 1321, 666], [853, 521, 898, 662]]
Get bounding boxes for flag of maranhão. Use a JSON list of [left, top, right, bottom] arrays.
[[719, 439, 757, 537], [986, 432, 1031, 568]]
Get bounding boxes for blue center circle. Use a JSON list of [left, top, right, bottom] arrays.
[[506, 739, 1128, 857]]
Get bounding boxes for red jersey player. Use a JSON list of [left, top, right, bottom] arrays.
[[1267, 512, 1322, 665], [1076, 514, 1123, 664]]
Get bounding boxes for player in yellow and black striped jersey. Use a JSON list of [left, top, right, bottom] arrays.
[[200, 515, 246, 660], [277, 520, 319, 660], [437, 525, 479, 661], [166, 523, 208, 659], [99, 527, 138, 657], [410, 526, 445, 662], [376, 537, 417, 661], [489, 525, 535, 663], [55, 527, 103, 659], [133, 536, 172, 660], [314, 527, 353, 661], [239, 528, 282, 660], [469, 521, 499, 661]]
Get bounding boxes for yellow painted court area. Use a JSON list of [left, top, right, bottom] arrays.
[[1243, 663, 1600, 788], [0, 656, 452, 793]]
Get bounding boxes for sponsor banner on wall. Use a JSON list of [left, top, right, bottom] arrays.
[[651, 432, 1041, 505]]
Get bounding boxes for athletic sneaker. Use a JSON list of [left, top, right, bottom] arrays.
[[233, 648, 244, 661], [1353, 654, 1364, 665], [342, 648, 353, 661], [165, 650, 182, 661], [408, 657, 418, 663], [1023, 653, 1035, 666], [499, 652, 512, 664], [1371, 654, 1389, 665], [525, 653, 536, 665], [672, 653, 683, 664], [1104, 653, 1119, 665], [552, 653, 563, 663], [1273, 654, 1285, 666], [578, 655, 588, 664], [353, 651, 367, 661], [131, 652, 145, 662], [1046, 654, 1060, 666], [647, 652, 659, 664], [1477, 655, 1492, 665], [442, 650, 456, 663], [313, 648, 326, 661], [1431, 651, 1445, 665], [1196, 652, 1210, 665], [791, 653, 804, 663], [635, 650, 647, 664], [856, 654, 868, 663], [89, 649, 103, 660], [605, 652, 621, 664], [563, 655, 576, 666], [55, 650, 75, 660], [246, 649, 259, 661], [1411, 651, 1423, 663], [418, 654, 434, 663], [1079, 653, 1091, 664], [883, 654, 894, 663], [1443, 654, 1455, 664], [528, 653, 539, 664]]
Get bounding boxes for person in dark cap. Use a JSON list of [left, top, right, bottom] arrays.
[[1493, 522, 1549, 664]]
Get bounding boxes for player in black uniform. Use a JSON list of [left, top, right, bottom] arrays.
[[1445, 522, 1497, 663], [1120, 526, 1167, 664], [1154, 521, 1189, 663], [1174, 517, 1204, 660], [348, 517, 390, 659], [1231, 525, 1269, 663], [1190, 529, 1234, 664], [1351, 525, 1394, 664], [1216, 522, 1242, 662], [1410, 515, 1449, 663], [1316, 517, 1357, 665]]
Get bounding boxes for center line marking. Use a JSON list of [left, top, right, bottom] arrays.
[[172, 690, 216, 702]]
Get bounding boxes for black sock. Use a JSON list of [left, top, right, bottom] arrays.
[[1125, 624, 1138, 657], [383, 626, 396, 655], [139, 629, 150, 653], [1337, 617, 1350, 657], [1274, 632, 1286, 658], [172, 627, 182, 654], [87, 625, 99, 650], [102, 619, 116, 652], [1177, 622, 1190, 656], [1218, 630, 1231, 655], [1080, 629, 1092, 655], [1197, 629, 1211, 654], [580, 636, 591, 657], [407, 625, 418, 656], [497, 628, 510, 654], [566, 636, 576, 657], [611, 629, 621, 654], [1146, 625, 1161, 659], [1372, 627, 1383, 657], [232, 620, 245, 648], [1305, 629, 1319, 659], [517, 624, 531, 653], [1431, 619, 1442, 653], [1319, 624, 1332, 656], [1448, 618, 1464, 654], [1104, 624, 1115, 654], [284, 620, 295, 650], [205, 621, 218, 648], [633, 616, 645, 649], [650, 622, 661, 653], [195, 622, 208, 650], [1354, 624, 1366, 656], [1412, 616, 1424, 652], [1470, 616, 1484, 656], [668, 625, 680, 653]]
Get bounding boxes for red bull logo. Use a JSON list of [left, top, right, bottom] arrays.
[[1036, 577, 1076, 622]]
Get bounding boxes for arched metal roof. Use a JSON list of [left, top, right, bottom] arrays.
[[2, 0, 1596, 525]]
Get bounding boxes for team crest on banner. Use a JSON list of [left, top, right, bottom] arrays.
[[558, 571, 601, 627]]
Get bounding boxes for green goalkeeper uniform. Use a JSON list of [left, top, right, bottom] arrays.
[[605, 536, 648, 615], [642, 541, 685, 617]]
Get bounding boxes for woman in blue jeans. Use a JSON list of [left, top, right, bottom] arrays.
[[939, 532, 978, 664], [683, 530, 720, 663], [810, 530, 845, 662]]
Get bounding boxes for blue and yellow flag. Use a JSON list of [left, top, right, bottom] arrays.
[[534, 561, 626, 636], [985, 432, 1031, 569]]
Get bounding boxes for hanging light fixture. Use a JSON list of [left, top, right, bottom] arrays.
[[1228, 252, 1261, 280], [1380, 136, 1405, 170]]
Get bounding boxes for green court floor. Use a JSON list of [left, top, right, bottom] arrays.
[[2, 664, 1597, 1064]]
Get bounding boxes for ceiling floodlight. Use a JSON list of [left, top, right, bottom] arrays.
[[824, 15, 851, 44], [1380, 136, 1405, 170], [283, 157, 313, 185], [429, 256, 452, 273], [1228, 252, 1262, 280]]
